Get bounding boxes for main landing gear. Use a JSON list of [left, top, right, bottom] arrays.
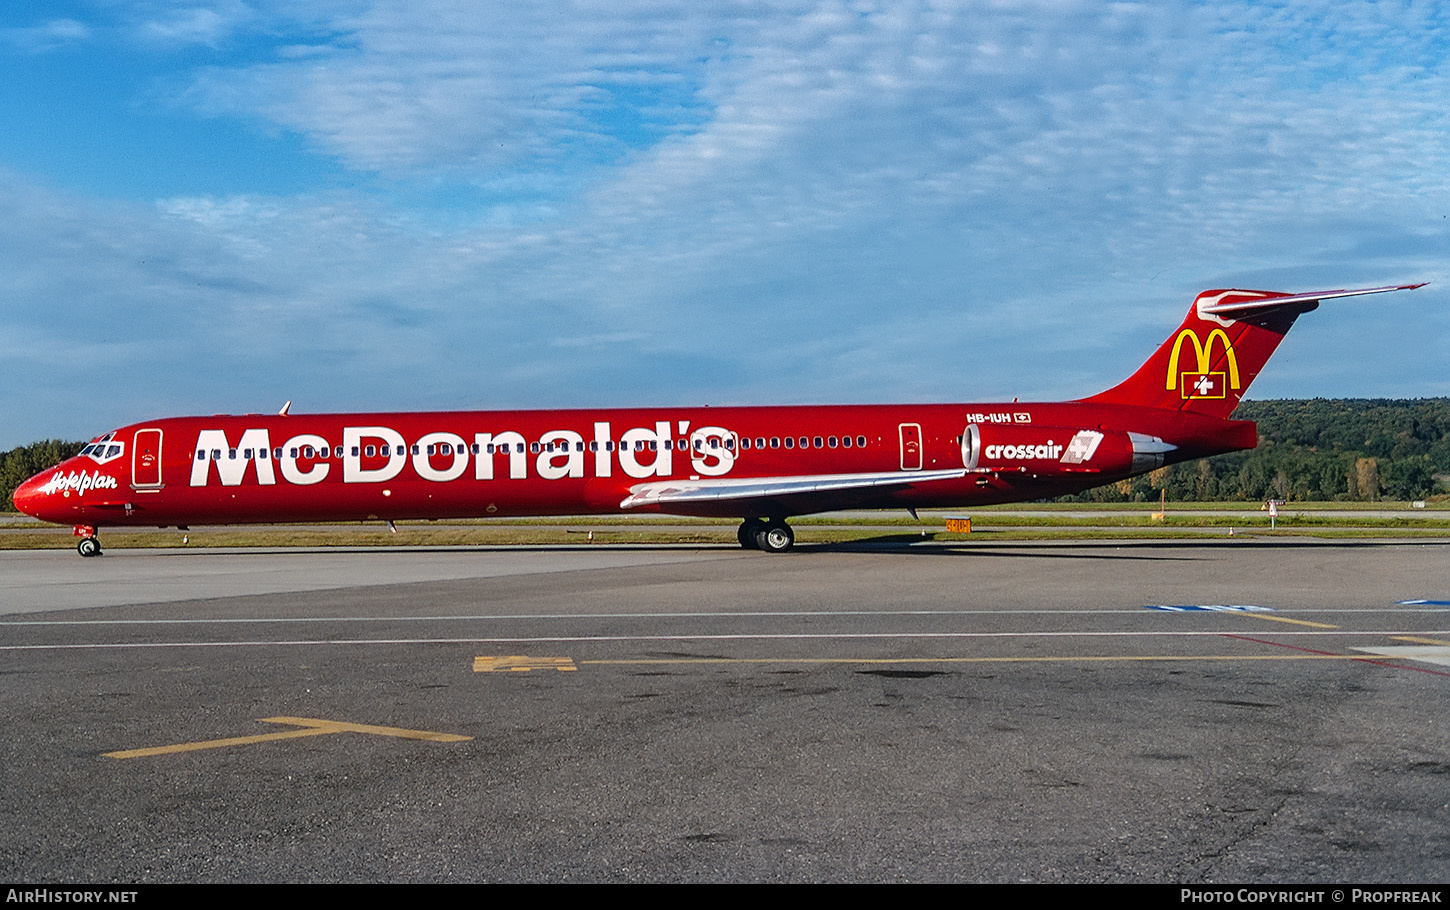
[[737, 518, 794, 553], [74, 525, 102, 557]]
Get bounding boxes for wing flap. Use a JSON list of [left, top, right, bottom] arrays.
[[620, 469, 969, 510]]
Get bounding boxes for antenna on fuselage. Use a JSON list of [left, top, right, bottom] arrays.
[[278, 400, 292, 416]]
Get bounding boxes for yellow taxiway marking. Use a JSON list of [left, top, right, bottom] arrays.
[[1392, 635, 1450, 646], [1241, 613, 1340, 629], [573, 654, 1385, 667], [103, 716, 471, 759], [474, 655, 578, 672]]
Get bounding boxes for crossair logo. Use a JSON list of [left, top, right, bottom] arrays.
[[1166, 328, 1240, 400], [983, 430, 1105, 464], [41, 470, 119, 496], [189, 421, 740, 488]]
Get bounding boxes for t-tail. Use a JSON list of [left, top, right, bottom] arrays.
[[1083, 284, 1426, 419]]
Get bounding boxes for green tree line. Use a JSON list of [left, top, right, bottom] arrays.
[[3, 439, 85, 512], [1061, 399, 1450, 503], [5, 399, 1450, 511]]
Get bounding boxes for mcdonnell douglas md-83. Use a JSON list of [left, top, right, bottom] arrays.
[[13, 283, 1426, 556]]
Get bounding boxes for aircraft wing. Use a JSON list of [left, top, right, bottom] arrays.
[[620, 468, 969, 514]]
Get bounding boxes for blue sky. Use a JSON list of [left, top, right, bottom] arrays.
[[2, 0, 1446, 448]]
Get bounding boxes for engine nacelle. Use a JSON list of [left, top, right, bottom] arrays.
[[961, 424, 1174, 475]]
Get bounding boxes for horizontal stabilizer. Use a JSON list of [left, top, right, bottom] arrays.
[[1199, 283, 1426, 320]]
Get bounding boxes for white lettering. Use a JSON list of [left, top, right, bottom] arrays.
[[538, 430, 585, 480], [984, 442, 1063, 461], [619, 422, 672, 479], [413, 432, 468, 482], [279, 434, 330, 485], [689, 426, 736, 477], [592, 421, 612, 478], [189, 429, 276, 487], [475, 431, 527, 480], [343, 426, 406, 483], [40, 470, 120, 496]]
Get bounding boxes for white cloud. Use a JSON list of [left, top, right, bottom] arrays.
[[0, 18, 91, 53], [1, 0, 1447, 447]]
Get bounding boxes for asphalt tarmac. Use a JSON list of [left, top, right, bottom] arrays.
[[2, 538, 1448, 882]]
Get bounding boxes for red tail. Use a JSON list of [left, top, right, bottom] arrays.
[[1084, 284, 1425, 419]]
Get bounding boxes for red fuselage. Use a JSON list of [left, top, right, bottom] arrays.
[[13, 401, 1254, 529]]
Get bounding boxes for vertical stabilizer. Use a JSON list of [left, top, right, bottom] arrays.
[[1083, 284, 1424, 419]]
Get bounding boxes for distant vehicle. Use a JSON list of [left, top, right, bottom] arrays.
[[13, 284, 1425, 555]]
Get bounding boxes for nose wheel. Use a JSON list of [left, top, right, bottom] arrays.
[[77, 535, 102, 557]]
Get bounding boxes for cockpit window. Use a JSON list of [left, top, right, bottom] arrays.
[[82, 432, 125, 465]]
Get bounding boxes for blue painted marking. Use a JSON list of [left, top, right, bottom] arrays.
[[1144, 604, 1274, 613], [1397, 600, 1450, 606]]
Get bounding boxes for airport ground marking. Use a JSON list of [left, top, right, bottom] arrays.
[[10, 628, 1450, 652], [1143, 604, 1338, 628], [1223, 634, 1450, 678], [102, 715, 471, 759], [5, 604, 1446, 628], [1350, 645, 1450, 669], [1240, 613, 1339, 629], [1391, 635, 1450, 646], [570, 654, 1405, 667], [474, 655, 577, 672]]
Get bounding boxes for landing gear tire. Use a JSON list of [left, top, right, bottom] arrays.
[[77, 537, 101, 558], [753, 521, 794, 554], [737, 519, 765, 549]]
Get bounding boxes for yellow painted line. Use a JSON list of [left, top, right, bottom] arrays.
[[1241, 613, 1340, 629], [103, 716, 470, 759], [574, 654, 1383, 667], [474, 655, 577, 672], [1391, 635, 1450, 646], [259, 716, 473, 743]]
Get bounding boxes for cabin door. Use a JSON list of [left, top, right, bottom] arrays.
[[131, 428, 163, 490], [898, 423, 922, 471]]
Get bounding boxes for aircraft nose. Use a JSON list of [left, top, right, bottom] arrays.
[[11, 472, 48, 519]]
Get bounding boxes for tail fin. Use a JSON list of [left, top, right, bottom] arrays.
[[1084, 284, 1425, 418]]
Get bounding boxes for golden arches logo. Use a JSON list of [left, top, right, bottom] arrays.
[[1165, 328, 1240, 398]]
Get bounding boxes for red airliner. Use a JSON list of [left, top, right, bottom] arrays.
[[13, 283, 1425, 556]]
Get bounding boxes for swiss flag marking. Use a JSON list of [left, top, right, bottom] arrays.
[[1181, 372, 1226, 399]]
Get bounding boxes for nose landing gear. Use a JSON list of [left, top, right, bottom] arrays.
[[74, 525, 102, 557]]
